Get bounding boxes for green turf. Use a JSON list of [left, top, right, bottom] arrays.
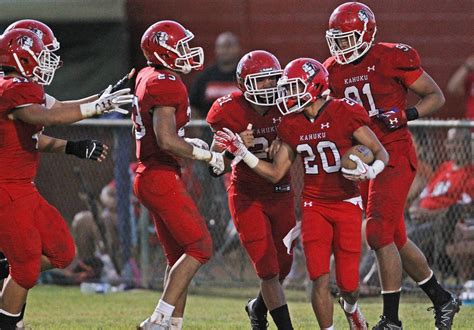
[[25, 285, 473, 329]]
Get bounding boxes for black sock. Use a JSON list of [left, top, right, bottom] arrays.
[[253, 292, 268, 316], [18, 303, 26, 322], [419, 273, 451, 307], [0, 312, 20, 330], [269, 304, 293, 330], [382, 291, 401, 325]]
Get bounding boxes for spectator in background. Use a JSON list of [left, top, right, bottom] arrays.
[[189, 32, 241, 118], [447, 54, 474, 119], [407, 128, 473, 277]]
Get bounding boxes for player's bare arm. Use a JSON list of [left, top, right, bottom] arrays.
[[408, 71, 445, 118], [37, 134, 108, 162], [252, 141, 295, 183], [9, 87, 133, 125], [153, 105, 223, 171], [215, 128, 295, 183], [352, 125, 389, 166], [342, 125, 389, 181], [153, 105, 197, 158]]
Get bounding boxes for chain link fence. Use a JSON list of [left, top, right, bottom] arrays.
[[37, 119, 474, 296]]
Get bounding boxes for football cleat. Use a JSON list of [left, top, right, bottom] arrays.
[[428, 294, 462, 330], [245, 298, 269, 330], [338, 297, 368, 330], [372, 316, 403, 330], [137, 317, 170, 330]]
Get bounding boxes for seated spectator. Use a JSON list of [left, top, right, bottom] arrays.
[[407, 127, 473, 277]]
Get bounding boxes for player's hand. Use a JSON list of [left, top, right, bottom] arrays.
[[184, 137, 209, 150], [267, 137, 282, 160], [209, 152, 225, 175], [80, 86, 134, 117], [341, 154, 376, 181], [215, 128, 249, 159], [376, 108, 407, 130], [65, 140, 108, 162], [99, 68, 136, 95], [239, 123, 254, 148]]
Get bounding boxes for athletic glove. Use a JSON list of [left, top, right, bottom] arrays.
[[214, 128, 259, 168], [341, 155, 385, 181], [184, 137, 209, 150], [376, 108, 407, 130], [80, 86, 134, 118], [65, 140, 106, 161]]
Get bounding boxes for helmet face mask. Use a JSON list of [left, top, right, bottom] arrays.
[[276, 58, 329, 116], [276, 77, 312, 115], [4, 19, 61, 85], [142, 20, 204, 74], [236, 50, 283, 106], [326, 2, 377, 65]]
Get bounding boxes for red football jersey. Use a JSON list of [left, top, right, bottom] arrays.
[[324, 42, 424, 150], [419, 161, 474, 210], [0, 76, 44, 184], [207, 91, 291, 199], [277, 98, 370, 201], [132, 67, 191, 172]]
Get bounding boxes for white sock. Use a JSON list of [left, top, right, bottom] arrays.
[[150, 299, 175, 323], [323, 326, 334, 330], [170, 317, 183, 330], [343, 300, 357, 314], [0, 309, 21, 317]]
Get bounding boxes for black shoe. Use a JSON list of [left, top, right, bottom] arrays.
[[372, 316, 402, 330], [428, 294, 462, 330], [245, 298, 268, 330], [0, 252, 9, 280]]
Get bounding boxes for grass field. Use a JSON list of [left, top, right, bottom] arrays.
[[25, 285, 473, 329]]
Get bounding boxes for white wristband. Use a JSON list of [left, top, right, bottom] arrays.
[[80, 103, 97, 118], [192, 146, 211, 161], [242, 151, 259, 169], [371, 159, 385, 176]]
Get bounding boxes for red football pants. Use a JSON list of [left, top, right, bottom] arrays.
[[134, 168, 212, 265], [0, 184, 75, 289], [361, 149, 416, 250], [301, 198, 362, 292], [228, 185, 295, 280]]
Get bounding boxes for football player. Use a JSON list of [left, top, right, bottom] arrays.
[[207, 50, 295, 330], [215, 58, 389, 330], [323, 2, 461, 329], [0, 27, 133, 329], [133, 20, 223, 330], [1, 19, 134, 329]]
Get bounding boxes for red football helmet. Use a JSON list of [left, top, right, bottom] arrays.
[[326, 2, 377, 64], [236, 50, 283, 106], [4, 19, 61, 85], [141, 20, 204, 74], [0, 29, 51, 82], [276, 58, 329, 115]]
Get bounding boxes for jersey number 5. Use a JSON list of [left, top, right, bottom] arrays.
[[296, 141, 341, 174]]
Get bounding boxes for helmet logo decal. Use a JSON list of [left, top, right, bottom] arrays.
[[31, 28, 44, 40], [302, 61, 319, 82], [358, 9, 369, 23], [18, 36, 34, 50], [152, 31, 169, 45]]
